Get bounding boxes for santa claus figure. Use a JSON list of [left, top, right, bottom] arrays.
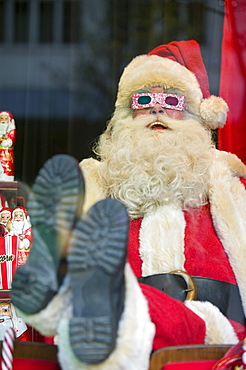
[[0, 301, 30, 341], [10, 40, 246, 370], [0, 111, 16, 181], [11, 207, 32, 265], [0, 207, 12, 236]]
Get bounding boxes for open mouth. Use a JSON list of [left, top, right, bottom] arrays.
[[147, 122, 170, 131]]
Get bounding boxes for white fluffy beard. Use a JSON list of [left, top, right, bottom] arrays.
[[0, 122, 8, 136], [0, 317, 13, 341], [97, 111, 215, 219], [12, 220, 24, 234]]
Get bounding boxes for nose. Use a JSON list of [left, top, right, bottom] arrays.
[[151, 103, 165, 114]]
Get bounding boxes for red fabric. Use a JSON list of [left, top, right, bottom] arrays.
[[127, 204, 237, 283], [183, 205, 236, 284], [5, 129, 16, 145], [31, 330, 54, 344], [45, 336, 55, 344], [127, 202, 246, 350], [0, 129, 16, 177], [16, 328, 32, 342], [0, 147, 15, 176], [162, 360, 217, 370], [127, 218, 143, 277], [0, 358, 61, 370], [0, 129, 16, 145], [140, 284, 206, 351], [148, 40, 210, 98], [218, 0, 246, 163], [0, 192, 8, 209], [228, 319, 246, 342]]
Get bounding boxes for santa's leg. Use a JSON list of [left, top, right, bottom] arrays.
[[11, 154, 85, 334], [57, 198, 155, 369]]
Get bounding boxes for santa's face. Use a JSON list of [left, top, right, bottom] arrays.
[[0, 212, 11, 226], [0, 114, 9, 136], [0, 302, 12, 318], [0, 114, 10, 124], [12, 211, 25, 234], [132, 86, 184, 121], [14, 211, 24, 220], [97, 85, 215, 217]]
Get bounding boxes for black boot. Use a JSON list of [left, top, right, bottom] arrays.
[[68, 198, 129, 364], [11, 154, 85, 314]]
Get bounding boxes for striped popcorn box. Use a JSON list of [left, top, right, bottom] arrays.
[[1, 326, 15, 370], [0, 235, 18, 290]]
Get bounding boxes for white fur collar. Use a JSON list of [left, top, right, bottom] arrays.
[[139, 158, 246, 316], [208, 158, 246, 315], [139, 205, 186, 276]]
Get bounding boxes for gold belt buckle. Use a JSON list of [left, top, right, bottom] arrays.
[[170, 270, 197, 301]]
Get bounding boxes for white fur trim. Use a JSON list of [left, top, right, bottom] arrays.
[[15, 276, 71, 337], [79, 158, 106, 213], [200, 96, 229, 129], [139, 205, 186, 276], [185, 300, 238, 344], [57, 264, 155, 370], [215, 150, 246, 179], [116, 54, 202, 116], [209, 159, 246, 317]]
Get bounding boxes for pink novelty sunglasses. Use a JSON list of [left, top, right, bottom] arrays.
[[131, 93, 185, 111]]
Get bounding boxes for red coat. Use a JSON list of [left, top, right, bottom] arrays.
[[127, 201, 246, 351]]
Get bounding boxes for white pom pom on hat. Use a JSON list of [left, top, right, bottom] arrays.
[[200, 95, 228, 129]]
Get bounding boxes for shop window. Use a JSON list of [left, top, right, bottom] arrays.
[[0, 0, 4, 42], [63, 1, 81, 43], [39, 1, 54, 43], [187, 2, 205, 43], [163, 0, 205, 44], [14, 0, 29, 43]]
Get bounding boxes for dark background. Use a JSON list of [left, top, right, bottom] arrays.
[[0, 0, 225, 186]]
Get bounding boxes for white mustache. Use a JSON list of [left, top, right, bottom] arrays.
[[132, 113, 179, 129]]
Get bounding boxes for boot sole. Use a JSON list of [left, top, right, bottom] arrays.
[[11, 154, 85, 314], [68, 198, 128, 364]]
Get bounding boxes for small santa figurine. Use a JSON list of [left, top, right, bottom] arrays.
[[0, 301, 31, 341], [0, 207, 12, 236], [11, 207, 32, 265], [0, 111, 16, 181]]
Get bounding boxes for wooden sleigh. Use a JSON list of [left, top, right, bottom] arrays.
[[0, 342, 240, 370], [149, 344, 233, 370], [0, 340, 59, 369]]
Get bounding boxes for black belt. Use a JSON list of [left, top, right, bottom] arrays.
[[138, 273, 246, 325]]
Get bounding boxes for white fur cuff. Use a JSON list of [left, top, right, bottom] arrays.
[[185, 300, 238, 344], [57, 263, 155, 370]]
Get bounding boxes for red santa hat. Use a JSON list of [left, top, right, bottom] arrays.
[[12, 207, 28, 219], [0, 207, 12, 216], [0, 111, 14, 122], [115, 40, 228, 129]]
